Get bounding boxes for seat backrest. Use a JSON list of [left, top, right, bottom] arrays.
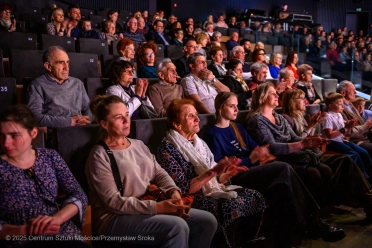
[[0, 49, 4, 77], [41, 34, 76, 52], [215, 27, 227, 36], [67, 52, 99, 80], [322, 78, 338, 98], [0, 78, 17, 111], [147, 78, 159, 86], [156, 44, 165, 58], [305, 104, 320, 116], [89, 14, 106, 29], [235, 110, 250, 127], [84, 78, 111, 101], [53, 124, 101, 193], [320, 61, 331, 78], [32, 131, 45, 148], [78, 38, 109, 56], [228, 28, 240, 36], [264, 44, 273, 54], [0, 32, 38, 58], [101, 54, 120, 77], [278, 36, 290, 47], [80, 9, 95, 19], [258, 33, 268, 44], [167, 45, 184, 60], [10, 49, 44, 85], [22, 13, 48, 23], [311, 79, 323, 100], [267, 36, 279, 45], [243, 33, 255, 43]]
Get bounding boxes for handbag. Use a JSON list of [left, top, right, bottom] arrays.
[[98, 140, 193, 207], [278, 148, 321, 169], [139, 104, 159, 119]]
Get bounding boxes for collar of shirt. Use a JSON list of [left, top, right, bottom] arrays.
[[190, 73, 211, 84], [45, 72, 70, 85], [159, 80, 174, 86]]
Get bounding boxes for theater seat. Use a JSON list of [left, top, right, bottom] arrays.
[[305, 104, 320, 116], [0, 78, 17, 111], [0, 32, 38, 58], [67, 52, 99, 81], [78, 38, 109, 56], [322, 78, 338, 99], [167, 45, 184, 60], [10, 49, 44, 85], [84, 78, 111, 101], [41, 34, 76, 52], [0, 49, 4, 77]]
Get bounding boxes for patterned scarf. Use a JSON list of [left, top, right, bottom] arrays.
[[228, 71, 249, 91]]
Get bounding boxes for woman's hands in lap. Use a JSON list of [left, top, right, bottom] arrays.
[[156, 199, 190, 219], [27, 215, 61, 235]]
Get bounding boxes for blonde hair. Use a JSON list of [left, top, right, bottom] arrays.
[[248, 82, 275, 119], [324, 92, 344, 106], [351, 96, 366, 107], [269, 52, 282, 65], [282, 89, 305, 118], [195, 32, 209, 45]]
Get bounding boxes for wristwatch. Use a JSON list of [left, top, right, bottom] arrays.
[[210, 77, 217, 84], [339, 128, 345, 134]]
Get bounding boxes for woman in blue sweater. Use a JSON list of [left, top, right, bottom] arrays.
[[203, 92, 346, 247]]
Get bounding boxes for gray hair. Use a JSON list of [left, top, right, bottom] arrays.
[[250, 62, 268, 74], [336, 80, 351, 93], [42, 46, 66, 64], [187, 52, 205, 66], [205, 22, 214, 29], [212, 31, 221, 39], [193, 28, 202, 36], [156, 58, 173, 75], [232, 45, 243, 53]]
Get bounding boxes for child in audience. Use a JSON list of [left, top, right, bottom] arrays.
[[80, 19, 101, 39], [352, 96, 372, 122], [321, 92, 372, 179]]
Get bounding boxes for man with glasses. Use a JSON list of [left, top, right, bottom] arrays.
[[27, 46, 92, 129], [149, 20, 171, 47], [0, 3, 16, 32], [124, 17, 146, 44], [175, 38, 198, 78]]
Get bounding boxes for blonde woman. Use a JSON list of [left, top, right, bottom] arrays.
[[46, 7, 65, 35], [195, 32, 209, 57], [268, 52, 284, 78]]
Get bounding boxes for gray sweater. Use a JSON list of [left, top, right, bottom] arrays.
[[27, 73, 92, 128], [247, 112, 302, 155]]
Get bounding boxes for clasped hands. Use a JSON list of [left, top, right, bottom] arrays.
[[22, 215, 62, 236]]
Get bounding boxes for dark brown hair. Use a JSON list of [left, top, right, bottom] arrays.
[[0, 105, 38, 133], [109, 60, 133, 85]]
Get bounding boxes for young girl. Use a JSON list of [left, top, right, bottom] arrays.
[[321, 92, 372, 179]]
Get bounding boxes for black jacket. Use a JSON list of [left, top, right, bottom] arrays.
[[175, 56, 190, 78], [222, 76, 252, 110]]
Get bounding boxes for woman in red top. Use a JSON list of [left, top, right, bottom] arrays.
[[285, 51, 299, 79]]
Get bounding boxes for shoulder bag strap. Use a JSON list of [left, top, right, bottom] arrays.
[[98, 140, 124, 196]]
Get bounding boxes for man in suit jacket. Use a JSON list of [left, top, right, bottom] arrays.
[[175, 38, 197, 78], [148, 20, 171, 46]]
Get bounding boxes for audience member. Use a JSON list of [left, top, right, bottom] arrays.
[[352, 97, 372, 122], [136, 41, 157, 78], [116, 38, 137, 78], [102, 20, 123, 45], [79, 19, 101, 39], [175, 38, 197, 78], [231, 46, 252, 79], [216, 14, 228, 29], [85, 95, 217, 247], [225, 32, 239, 50], [0, 105, 89, 248], [277, 67, 296, 106], [106, 61, 154, 120], [228, 16, 238, 28], [203, 15, 216, 30], [106, 9, 122, 33], [149, 20, 171, 47], [64, 4, 82, 38], [181, 53, 229, 113], [247, 62, 269, 90], [141, 10, 149, 23], [262, 22, 273, 34], [27, 46, 92, 129], [136, 16, 148, 35], [208, 47, 227, 78], [46, 7, 65, 36], [204, 22, 215, 37], [268, 52, 284, 79], [148, 58, 184, 117], [211, 31, 222, 43], [326, 41, 344, 72], [156, 99, 265, 247], [0, 3, 16, 32], [240, 39, 252, 62], [222, 59, 251, 110], [123, 17, 146, 44], [296, 64, 322, 104], [285, 51, 300, 79], [195, 32, 209, 57], [169, 21, 182, 36], [166, 14, 177, 30], [184, 24, 194, 40], [171, 28, 184, 46], [185, 17, 194, 26]]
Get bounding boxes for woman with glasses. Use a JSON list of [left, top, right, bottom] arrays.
[[0, 105, 89, 248], [106, 60, 154, 120], [0, 3, 16, 32], [296, 64, 322, 104], [136, 41, 158, 78]]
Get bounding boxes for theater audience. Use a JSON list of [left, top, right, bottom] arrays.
[[222, 59, 251, 110], [169, 21, 182, 36], [102, 20, 123, 45], [0, 105, 89, 248], [123, 17, 146, 44], [106, 9, 122, 33], [225, 32, 239, 50], [175, 38, 197, 78], [208, 47, 227, 78], [64, 4, 82, 38], [211, 31, 222, 43], [277, 67, 296, 106], [181, 53, 229, 113], [136, 41, 157, 78], [148, 58, 184, 117], [46, 7, 65, 36], [231, 46, 252, 79], [79, 19, 101, 39], [156, 99, 265, 247], [204, 22, 215, 38], [85, 95, 217, 248], [106, 61, 153, 120], [228, 16, 238, 28], [116, 38, 137, 78], [285, 51, 299, 79], [296, 64, 322, 104], [184, 24, 194, 40], [27, 46, 92, 129], [204, 92, 347, 247], [268, 52, 284, 79]]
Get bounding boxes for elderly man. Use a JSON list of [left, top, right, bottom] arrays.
[[64, 4, 82, 38], [205, 22, 214, 38], [247, 62, 270, 90], [231, 46, 252, 79], [181, 53, 229, 113], [148, 58, 184, 117], [123, 17, 146, 44], [27, 46, 92, 129], [225, 32, 239, 50], [149, 20, 171, 47], [336, 81, 372, 154], [175, 38, 197, 78], [212, 31, 222, 42]]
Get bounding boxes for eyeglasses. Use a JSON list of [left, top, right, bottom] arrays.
[[186, 112, 199, 120], [123, 70, 134, 75], [157, 25, 164, 28], [2, 10, 11, 15], [146, 52, 154, 57], [296, 97, 306, 101], [268, 92, 279, 98], [187, 45, 198, 49]]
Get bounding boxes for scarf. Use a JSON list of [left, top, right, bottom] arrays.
[[165, 129, 242, 199], [228, 71, 249, 92], [297, 81, 315, 102], [0, 18, 12, 29]]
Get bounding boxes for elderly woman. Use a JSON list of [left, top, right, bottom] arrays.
[[85, 95, 217, 248], [281, 89, 372, 222], [246, 83, 333, 207], [116, 38, 137, 78], [0, 105, 89, 248], [296, 64, 322, 104], [268, 52, 284, 79], [106, 9, 122, 33], [136, 17, 148, 35], [195, 32, 209, 58], [207, 47, 227, 78], [0, 3, 16, 32], [222, 59, 251, 110], [156, 99, 266, 247], [136, 41, 158, 78], [277, 67, 296, 106], [204, 92, 347, 247], [46, 7, 65, 35], [106, 60, 154, 120], [285, 51, 299, 79], [102, 20, 123, 45], [148, 58, 184, 117]]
